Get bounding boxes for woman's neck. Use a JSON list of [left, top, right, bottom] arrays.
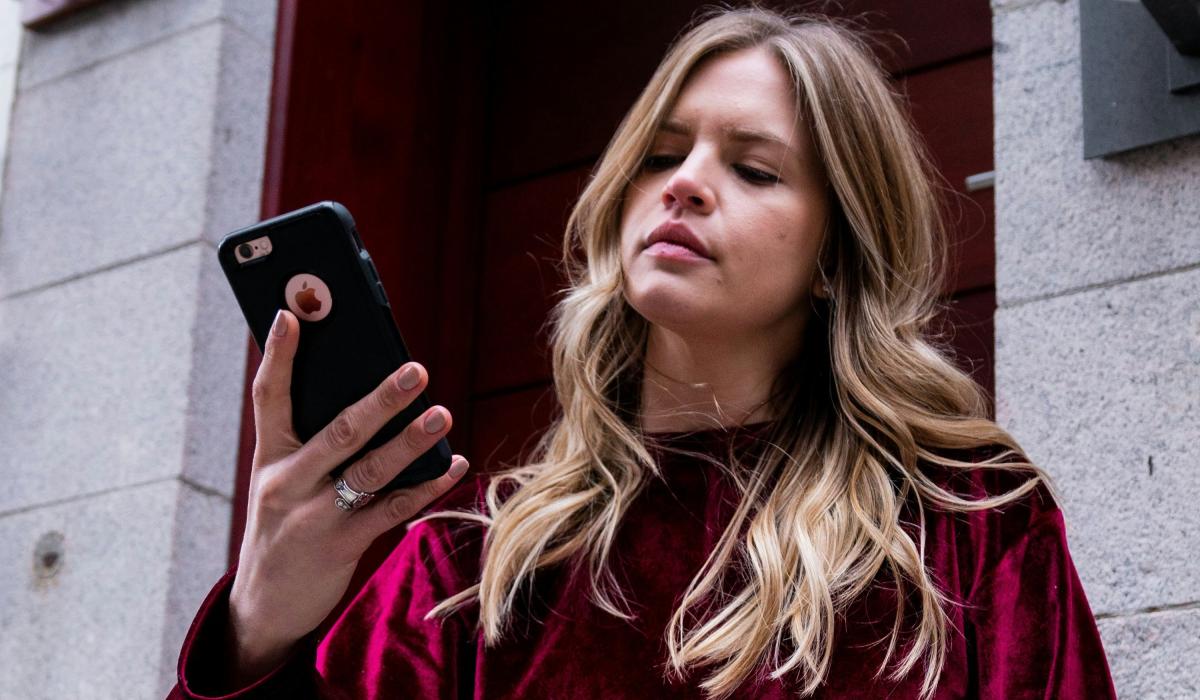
[[638, 322, 800, 434]]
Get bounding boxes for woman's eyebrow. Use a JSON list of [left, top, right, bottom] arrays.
[[659, 118, 791, 151]]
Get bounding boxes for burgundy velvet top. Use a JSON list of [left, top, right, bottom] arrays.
[[168, 422, 1117, 699]]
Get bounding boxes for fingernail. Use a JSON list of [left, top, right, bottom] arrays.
[[448, 458, 468, 479], [271, 310, 286, 337], [397, 365, 419, 390], [423, 408, 446, 433]]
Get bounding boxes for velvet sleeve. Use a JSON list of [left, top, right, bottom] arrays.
[[166, 478, 487, 700], [966, 507, 1117, 699], [167, 568, 329, 699], [313, 514, 484, 698]]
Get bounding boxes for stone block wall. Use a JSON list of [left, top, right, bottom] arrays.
[[0, 1, 277, 696], [992, 0, 1200, 697]]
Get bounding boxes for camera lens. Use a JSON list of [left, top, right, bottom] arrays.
[[238, 243, 253, 259]]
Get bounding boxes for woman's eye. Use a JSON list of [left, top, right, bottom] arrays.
[[642, 154, 683, 171], [734, 164, 780, 185]]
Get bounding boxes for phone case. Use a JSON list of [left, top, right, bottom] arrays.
[[217, 201, 452, 491]]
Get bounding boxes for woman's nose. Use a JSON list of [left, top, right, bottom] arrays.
[[661, 157, 715, 214]]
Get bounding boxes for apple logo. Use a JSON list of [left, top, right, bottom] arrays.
[[284, 273, 332, 322], [296, 281, 321, 314]]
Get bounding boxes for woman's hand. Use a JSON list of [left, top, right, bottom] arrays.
[[225, 309, 469, 683]]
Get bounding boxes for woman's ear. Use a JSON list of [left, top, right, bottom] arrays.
[[811, 271, 830, 300]]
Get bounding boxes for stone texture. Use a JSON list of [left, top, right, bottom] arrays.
[[995, 267, 1200, 616], [0, 56, 15, 136], [992, 0, 1200, 306], [1097, 607, 1200, 699], [159, 480, 235, 696], [0, 243, 247, 513], [0, 17, 273, 299], [0, 1, 276, 697], [994, 0, 1200, 691], [181, 243, 254, 494], [202, 21, 274, 247], [991, 0, 1071, 13], [18, 0, 276, 90], [0, 24, 220, 297], [0, 479, 230, 700], [0, 0, 22, 68], [0, 17, 17, 196], [992, 0, 1076, 77]]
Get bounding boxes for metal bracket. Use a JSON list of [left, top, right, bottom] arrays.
[[1141, 0, 1200, 55], [1081, 0, 1200, 158]]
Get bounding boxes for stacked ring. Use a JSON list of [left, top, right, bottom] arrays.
[[333, 477, 375, 512]]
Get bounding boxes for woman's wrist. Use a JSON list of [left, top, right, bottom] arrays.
[[222, 602, 299, 688]]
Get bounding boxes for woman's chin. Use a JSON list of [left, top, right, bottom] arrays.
[[627, 293, 721, 335]]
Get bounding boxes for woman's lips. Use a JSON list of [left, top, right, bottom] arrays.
[[645, 221, 712, 259], [644, 241, 711, 262]]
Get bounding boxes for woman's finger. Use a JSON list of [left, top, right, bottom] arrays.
[[345, 456, 470, 549], [251, 310, 300, 463], [335, 404, 452, 498], [291, 361, 429, 482]]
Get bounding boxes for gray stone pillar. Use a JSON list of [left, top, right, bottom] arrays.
[[0, 1, 277, 697], [993, 0, 1200, 696]]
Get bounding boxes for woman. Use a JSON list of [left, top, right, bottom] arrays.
[[170, 7, 1116, 699]]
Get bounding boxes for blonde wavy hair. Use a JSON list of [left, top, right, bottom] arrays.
[[423, 6, 1055, 698]]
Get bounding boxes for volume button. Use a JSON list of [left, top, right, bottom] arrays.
[[358, 249, 379, 280], [358, 250, 388, 305]]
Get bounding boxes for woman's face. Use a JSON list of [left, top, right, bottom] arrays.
[[619, 46, 830, 341]]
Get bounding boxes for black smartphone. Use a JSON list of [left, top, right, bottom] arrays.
[[217, 201, 452, 491]]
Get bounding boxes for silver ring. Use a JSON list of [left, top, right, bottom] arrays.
[[333, 477, 375, 512]]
